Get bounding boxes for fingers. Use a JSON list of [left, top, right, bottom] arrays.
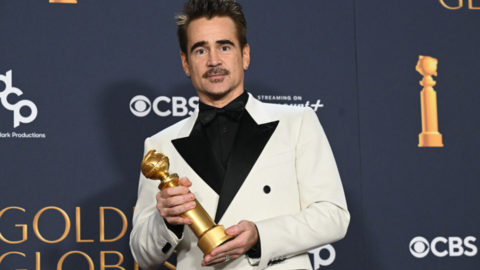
[[202, 254, 241, 267], [225, 224, 243, 236], [203, 256, 226, 267], [164, 200, 196, 217], [158, 177, 192, 200], [157, 195, 196, 217], [163, 193, 195, 208], [155, 177, 196, 225], [206, 220, 257, 258], [178, 177, 192, 187], [204, 248, 242, 264], [164, 216, 193, 226], [210, 236, 245, 257], [158, 198, 195, 225], [201, 221, 258, 266], [159, 185, 190, 199]]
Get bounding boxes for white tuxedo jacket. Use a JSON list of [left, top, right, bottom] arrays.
[[130, 93, 350, 270]]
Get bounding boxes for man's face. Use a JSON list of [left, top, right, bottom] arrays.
[[181, 16, 250, 103]]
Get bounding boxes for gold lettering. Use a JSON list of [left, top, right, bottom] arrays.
[[0, 251, 25, 266], [470, 0, 480, 9], [36, 252, 41, 270], [0, 207, 27, 244], [33, 207, 71, 244], [100, 251, 125, 270], [76, 207, 93, 243], [100, 207, 127, 242], [439, 0, 463, 9], [57, 251, 94, 270]]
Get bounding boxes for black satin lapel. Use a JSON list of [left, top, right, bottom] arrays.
[[172, 121, 225, 194], [214, 112, 279, 223]]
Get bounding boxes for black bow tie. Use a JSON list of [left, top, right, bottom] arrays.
[[198, 101, 245, 125]]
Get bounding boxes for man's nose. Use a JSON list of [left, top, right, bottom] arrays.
[[207, 50, 221, 67]]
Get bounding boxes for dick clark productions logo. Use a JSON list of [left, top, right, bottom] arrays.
[[0, 70, 38, 128], [410, 236, 477, 258]]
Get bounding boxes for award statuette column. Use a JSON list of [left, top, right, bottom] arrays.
[[141, 150, 234, 255], [416, 56, 444, 147]]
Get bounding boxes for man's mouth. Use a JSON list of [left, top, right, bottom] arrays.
[[208, 74, 225, 78], [203, 67, 230, 79]]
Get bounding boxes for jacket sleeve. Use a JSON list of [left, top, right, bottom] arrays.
[[129, 137, 184, 270], [253, 107, 350, 269]]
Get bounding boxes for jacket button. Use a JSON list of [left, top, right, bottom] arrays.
[[263, 185, 271, 194]]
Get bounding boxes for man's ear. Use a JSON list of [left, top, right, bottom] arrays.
[[242, 44, 251, 70], [180, 51, 190, 76]]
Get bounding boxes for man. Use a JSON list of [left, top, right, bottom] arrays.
[[130, 0, 350, 269]]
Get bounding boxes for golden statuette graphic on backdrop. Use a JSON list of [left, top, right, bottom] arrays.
[[141, 150, 234, 255], [416, 56, 443, 147]]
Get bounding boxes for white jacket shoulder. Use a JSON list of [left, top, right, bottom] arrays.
[[260, 101, 316, 122], [149, 116, 191, 142]]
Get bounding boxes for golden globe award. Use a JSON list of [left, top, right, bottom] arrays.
[[141, 150, 234, 255], [416, 55, 443, 147]]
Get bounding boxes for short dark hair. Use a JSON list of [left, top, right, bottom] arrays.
[[176, 0, 248, 55]]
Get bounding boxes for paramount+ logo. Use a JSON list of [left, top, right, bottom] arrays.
[[410, 236, 477, 258]]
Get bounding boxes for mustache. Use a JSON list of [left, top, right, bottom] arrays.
[[203, 67, 230, 78]]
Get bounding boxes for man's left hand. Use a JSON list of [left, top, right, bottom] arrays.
[[201, 220, 258, 267]]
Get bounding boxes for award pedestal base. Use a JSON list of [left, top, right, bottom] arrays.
[[198, 225, 235, 255], [419, 132, 443, 147]]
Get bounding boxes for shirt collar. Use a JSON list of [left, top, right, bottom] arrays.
[[199, 90, 249, 112]]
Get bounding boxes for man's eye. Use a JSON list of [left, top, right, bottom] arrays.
[[196, 49, 206, 55], [220, 46, 230, 51]]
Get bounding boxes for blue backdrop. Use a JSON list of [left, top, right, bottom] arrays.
[[0, 0, 478, 269]]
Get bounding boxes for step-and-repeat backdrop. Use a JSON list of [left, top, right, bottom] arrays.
[[0, 1, 478, 269]]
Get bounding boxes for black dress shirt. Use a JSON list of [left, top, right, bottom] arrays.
[[198, 90, 249, 189], [167, 90, 261, 258]]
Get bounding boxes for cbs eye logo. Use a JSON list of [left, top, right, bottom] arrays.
[[130, 95, 151, 117], [130, 95, 199, 117], [410, 237, 430, 258], [410, 236, 477, 258]]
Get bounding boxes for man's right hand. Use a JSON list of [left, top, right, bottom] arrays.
[[156, 177, 196, 225]]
